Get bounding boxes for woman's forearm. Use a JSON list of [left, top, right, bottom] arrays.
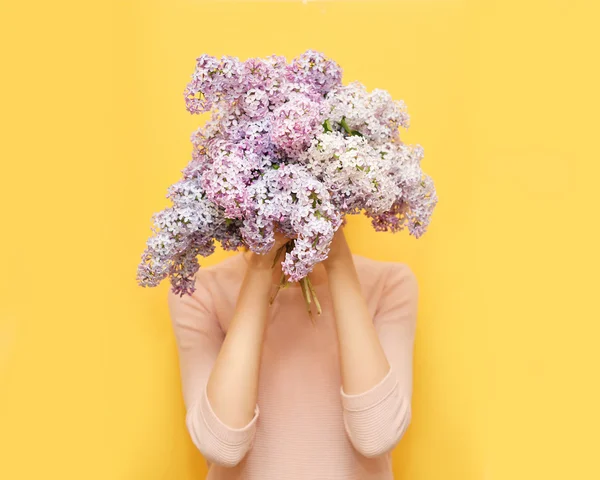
[[205, 253, 273, 428], [324, 235, 391, 395]]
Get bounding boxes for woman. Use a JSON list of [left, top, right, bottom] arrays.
[[167, 226, 419, 479]]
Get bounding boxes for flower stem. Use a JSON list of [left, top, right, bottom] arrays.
[[269, 271, 287, 305], [305, 275, 322, 316], [271, 244, 286, 269], [299, 277, 315, 323], [268, 238, 317, 322]]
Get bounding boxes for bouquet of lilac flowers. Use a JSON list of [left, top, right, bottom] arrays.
[[137, 49, 437, 317]]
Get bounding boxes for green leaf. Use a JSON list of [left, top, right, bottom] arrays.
[[338, 116, 352, 134], [338, 117, 363, 137]]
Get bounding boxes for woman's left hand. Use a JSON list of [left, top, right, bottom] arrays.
[[323, 227, 352, 270]]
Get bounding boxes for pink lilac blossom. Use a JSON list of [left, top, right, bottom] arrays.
[[137, 49, 438, 297]]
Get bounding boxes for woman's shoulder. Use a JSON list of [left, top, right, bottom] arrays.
[[199, 251, 246, 272], [352, 254, 418, 302], [193, 252, 246, 287], [352, 255, 418, 317], [352, 253, 416, 282], [168, 253, 245, 314]]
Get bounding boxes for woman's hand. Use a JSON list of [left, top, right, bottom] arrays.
[[323, 227, 352, 271], [247, 229, 293, 270]]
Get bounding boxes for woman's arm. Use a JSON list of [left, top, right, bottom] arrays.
[[168, 235, 285, 468], [323, 229, 392, 393], [205, 242, 282, 428], [323, 229, 419, 457]]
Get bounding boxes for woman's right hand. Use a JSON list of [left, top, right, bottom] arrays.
[[247, 229, 293, 269]]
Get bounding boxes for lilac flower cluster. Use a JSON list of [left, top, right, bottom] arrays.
[[137, 50, 438, 297]]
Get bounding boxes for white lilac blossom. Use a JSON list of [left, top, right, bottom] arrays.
[[240, 164, 342, 281], [137, 49, 438, 301]]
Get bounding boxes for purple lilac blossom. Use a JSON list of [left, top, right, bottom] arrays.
[[137, 49, 438, 296]]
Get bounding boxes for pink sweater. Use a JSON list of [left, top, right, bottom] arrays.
[[167, 252, 418, 479]]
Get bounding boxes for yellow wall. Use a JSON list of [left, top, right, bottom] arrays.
[[1, 1, 599, 479]]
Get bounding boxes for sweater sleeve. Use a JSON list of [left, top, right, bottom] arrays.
[[340, 263, 418, 458], [167, 275, 260, 468]]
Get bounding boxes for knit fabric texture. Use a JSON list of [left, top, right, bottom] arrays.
[[167, 253, 418, 479]]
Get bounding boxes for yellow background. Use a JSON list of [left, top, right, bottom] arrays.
[[1, 1, 599, 479]]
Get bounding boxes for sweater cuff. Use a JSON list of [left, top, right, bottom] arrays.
[[340, 366, 398, 412], [200, 386, 260, 446]]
